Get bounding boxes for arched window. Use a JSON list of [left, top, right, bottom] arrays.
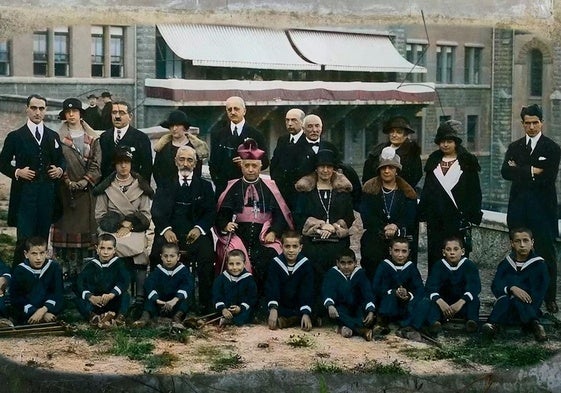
[[530, 49, 543, 97]]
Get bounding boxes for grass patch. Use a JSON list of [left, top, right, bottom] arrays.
[[401, 337, 557, 368], [73, 326, 105, 345], [209, 352, 244, 372], [286, 334, 315, 348], [110, 329, 155, 361], [312, 360, 344, 374], [143, 351, 179, 371], [355, 359, 410, 376]]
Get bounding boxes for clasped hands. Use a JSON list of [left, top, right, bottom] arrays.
[[89, 293, 116, 308]]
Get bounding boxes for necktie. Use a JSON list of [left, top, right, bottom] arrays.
[[290, 136, 295, 144], [182, 175, 189, 187], [35, 126, 40, 142], [526, 138, 532, 153], [233, 126, 238, 136], [116, 129, 121, 145]]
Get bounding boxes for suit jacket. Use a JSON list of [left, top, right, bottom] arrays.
[[0, 123, 65, 226], [99, 126, 153, 183], [151, 176, 216, 236], [209, 123, 269, 186], [270, 133, 309, 207], [501, 134, 561, 236]]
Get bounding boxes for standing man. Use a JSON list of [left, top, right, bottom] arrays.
[[270, 108, 308, 209], [150, 146, 216, 313], [99, 101, 152, 183], [99, 91, 113, 130], [0, 94, 65, 264], [501, 104, 561, 313], [209, 96, 269, 197], [299, 114, 362, 210], [83, 93, 103, 130]]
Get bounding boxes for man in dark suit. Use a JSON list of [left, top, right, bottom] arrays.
[[99, 101, 152, 183], [99, 91, 114, 131], [150, 146, 216, 312], [270, 108, 307, 209], [209, 96, 269, 197], [501, 104, 561, 313], [0, 94, 65, 264], [83, 93, 103, 130]]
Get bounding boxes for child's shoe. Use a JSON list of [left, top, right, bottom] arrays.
[[397, 326, 422, 342], [465, 320, 478, 333], [172, 311, 185, 324], [429, 321, 442, 335], [89, 313, 101, 326], [481, 322, 497, 339], [340, 326, 353, 338], [358, 328, 373, 341], [114, 314, 126, 326], [132, 311, 152, 328], [531, 320, 547, 342], [98, 311, 116, 329]]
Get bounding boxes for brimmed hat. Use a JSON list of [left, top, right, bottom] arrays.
[[87, 93, 98, 99], [160, 110, 191, 129], [434, 120, 463, 144], [58, 98, 85, 120], [315, 149, 338, 168], [101, 91, 112, 98], [113, 146, 134, 164], [377, 146, 402, 170], [237, 138, 265, 160], [383, 116, 415, 134]]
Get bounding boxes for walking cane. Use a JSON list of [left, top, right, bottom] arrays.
[[219, 214, 237, 273]]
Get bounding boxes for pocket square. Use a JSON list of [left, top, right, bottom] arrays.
[[538, 156, 547, 161]]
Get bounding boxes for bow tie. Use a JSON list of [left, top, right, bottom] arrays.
[[310, 142, 320, 147]]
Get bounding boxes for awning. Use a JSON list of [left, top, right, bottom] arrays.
[[288, 29, 426, 73], [144, 79, 435, 106], [157, 24, 320, 71]]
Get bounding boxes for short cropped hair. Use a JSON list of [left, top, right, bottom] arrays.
[[509, 227, 533, 240], [281, 230, 302, 245], [227, 249, 246, 262], [97, 233, 117, 247], [161, 242, 180, 254], [27, 94, 47, 107], [336, 248, 356, 261], [389, 237, 410, 248], [442, 235, 464, 249], [25, 236, 47, 251], [112, 101, 132, 114]]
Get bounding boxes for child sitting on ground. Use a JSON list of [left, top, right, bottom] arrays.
[[371, 237, 424, 340], [212, 249, 257, 327], [11, 236, 64, 324], [0, 258, 12, 327], [266, 230, 314, 331], [76, 233, 130, 328], [482, 227, 549, 342], [134, 242, 194, 327], [322, 248, 375, 340], [416, 236, 481, 334]]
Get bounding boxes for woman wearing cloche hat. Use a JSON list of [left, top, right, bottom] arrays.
[[418, 120, 483, 272], [152, 110, 209, 187], [51, 97, 102, 273]]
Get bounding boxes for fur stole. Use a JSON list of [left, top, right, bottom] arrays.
[[295, 172, 352, 193], [362, 176, 417, 200], [153, 132, 210, 159]]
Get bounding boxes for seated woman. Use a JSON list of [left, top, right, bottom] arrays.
[[294, 149, 355, 292], [93, 146, 154, 305], [360, 147, 417, 280]]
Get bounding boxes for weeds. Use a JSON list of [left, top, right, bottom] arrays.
[[110, 329, 155, 361], [209, 352, 244, 372], [286, 334, 315, 348], [312, 360, 343, 374], [73, 326, 105, 345], [143, 351, 179, 371], [354, 359, 409, 375]]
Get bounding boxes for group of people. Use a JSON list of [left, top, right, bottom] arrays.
[[0, 93, 557, 343]]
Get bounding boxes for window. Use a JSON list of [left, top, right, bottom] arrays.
[[464, 46, 482, 84], [54, 29, 69, 77], [530, 49, 543, 97], [155, 35, 183, 79], [33, 31, 48, 76], [436, 45, 455, 83], [405, 42, 427, 82], [91, 26, 104, 77], [110, 27, 124, 78], [466, 115, 478, 151], [0, 40, 9, 76]]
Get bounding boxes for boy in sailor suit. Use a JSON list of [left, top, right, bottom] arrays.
[[322, 248, 375, 340], [76, 233, 130, 327], [482, 228, 549, 342], [11, 237, 64, 324], [212, 249, 258, 327]]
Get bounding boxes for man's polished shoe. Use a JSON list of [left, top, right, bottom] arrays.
[[546, 301, 559, 313]]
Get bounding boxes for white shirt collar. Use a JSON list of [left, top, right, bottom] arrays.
[[526, 132, 542, 150], [178, 171, 193, 183], [290, 130, 304, 143], [27, 120, 43, 134], [231, 119, 245, 135], [114, 124, 130, 140]]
